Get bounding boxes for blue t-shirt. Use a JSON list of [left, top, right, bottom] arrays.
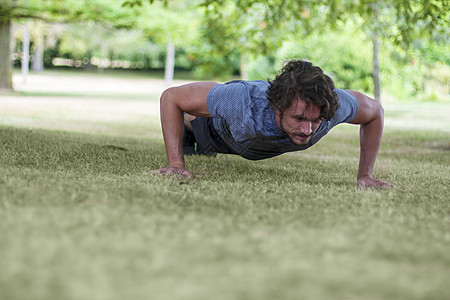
[[207, 80, 359, 160]]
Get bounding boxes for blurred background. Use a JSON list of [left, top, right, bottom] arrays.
[[0, 0, 448, 102]]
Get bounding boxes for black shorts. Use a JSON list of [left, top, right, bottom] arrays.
[[190, 117, 236, 155]]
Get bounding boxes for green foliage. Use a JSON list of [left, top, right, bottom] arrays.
[[1, 0, 138, 26], [244, 22, 449, 101], [122, 0, 168, 8], [5, 0, 448, 101], [247, 55, 277, 81], [191, 47, 240, 80], [13, 21, 195, 71], [381, 54, 450, 102], [196, 0, 449, 99], [370, 34, 449, 102], [198, 0, 449, 53], [247, 24, 373, 92], [332, 0, 449, 48], [420, 38, 450, 65], [198, 0, 309, 77], [58, 35, 87, 60], [138, 1, 201, 46]]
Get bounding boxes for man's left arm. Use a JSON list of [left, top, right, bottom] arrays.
[[348, 91, 393, 188]]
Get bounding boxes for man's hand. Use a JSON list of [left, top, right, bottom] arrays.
[[357, 175, 393, 188], [150, 166, 194, 179]]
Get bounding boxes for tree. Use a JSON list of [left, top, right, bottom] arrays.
[[0, 0, 138, 91], [200, 0, 319, 79], [0, 12, 13, 91], [341, 0, 449, 101], [124, 0, 320, 80], [171, 0, 446, 99], [124, 0, 201, 85], [201, 0, 448, 100], [30, 20, 45, 72]]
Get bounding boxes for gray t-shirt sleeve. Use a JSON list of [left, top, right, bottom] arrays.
[[329, 88, 359, 127]]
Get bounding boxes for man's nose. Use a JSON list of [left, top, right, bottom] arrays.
[[300, 121, 312, 135]]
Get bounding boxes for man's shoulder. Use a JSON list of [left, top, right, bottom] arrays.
[[246, 81, 270, 102], [331, 88, 359, 124], [334, 88, 356, 103]]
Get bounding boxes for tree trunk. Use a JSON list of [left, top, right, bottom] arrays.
[[240, 52, 248, 80], [164, 40, 175, 86], [98, 43, 106, 73], [0, 18, 13, 91], [32, 45, 44, 72], [372, 33, 381, 102], [32, 22, 44, 72], [22, 21, 30, 84], [371, 3, 381, 102]]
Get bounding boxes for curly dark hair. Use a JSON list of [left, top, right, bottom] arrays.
[[267, 60, 339, 120]]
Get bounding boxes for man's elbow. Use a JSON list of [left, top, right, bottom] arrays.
[[373, 100, 384, 121], [160, 87, 184, 114], [160, 87, 176, 105], [363, 94, 384, 122]]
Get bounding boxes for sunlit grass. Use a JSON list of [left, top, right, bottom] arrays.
[[11, 68, 195, 101], [0, 96, 161, 138], [0, 70, 449, 300]]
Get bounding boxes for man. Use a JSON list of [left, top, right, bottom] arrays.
[[151, 60, 391, 188]]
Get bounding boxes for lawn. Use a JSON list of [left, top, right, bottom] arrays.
[[1, 70, 449, 300]]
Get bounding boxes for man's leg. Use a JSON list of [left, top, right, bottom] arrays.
[[184, 114, 217, 156], [182, 114, 197, 155], [184, 113, 196, 131]]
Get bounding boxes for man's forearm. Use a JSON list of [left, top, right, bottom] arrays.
[[357, 108, 384, 180], [150, 82, 216, 179], [160, 89, 186, 168]]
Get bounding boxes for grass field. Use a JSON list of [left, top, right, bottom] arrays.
[[1, 70, 449, 300]]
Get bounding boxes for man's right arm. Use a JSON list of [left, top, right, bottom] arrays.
[[150, 82, 218, 178]]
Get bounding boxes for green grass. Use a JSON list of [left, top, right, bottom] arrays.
[[1, 71, 449, 300]]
